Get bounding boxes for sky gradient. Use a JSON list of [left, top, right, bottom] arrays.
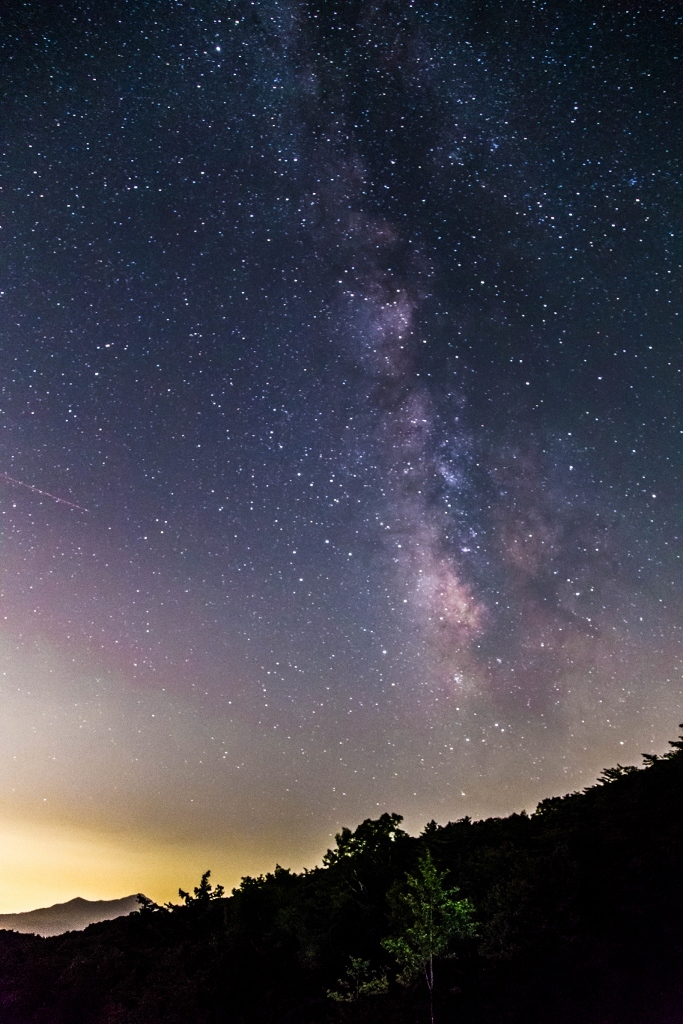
[[1, 0, 681, 911]]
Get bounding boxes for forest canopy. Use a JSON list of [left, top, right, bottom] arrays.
[[0, 730, 681, 1024]]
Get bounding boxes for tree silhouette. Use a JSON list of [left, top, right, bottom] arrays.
[[178, 870, 225, 905], [322, 812, 407, 867], [383, 850, 476, 1024], [327, 956, 388, 1002]]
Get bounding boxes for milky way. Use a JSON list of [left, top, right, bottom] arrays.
[[0, 0, 680, 909]]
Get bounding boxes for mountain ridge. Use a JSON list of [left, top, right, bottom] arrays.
[[0, 894, 141, 937]]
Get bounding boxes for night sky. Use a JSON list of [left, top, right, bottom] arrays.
[[1, 0, 681, 911]]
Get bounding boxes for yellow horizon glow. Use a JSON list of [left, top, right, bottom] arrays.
[[0, 815, 311, 915]]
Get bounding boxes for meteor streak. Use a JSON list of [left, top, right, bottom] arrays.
[[1, 473, 89, 512]]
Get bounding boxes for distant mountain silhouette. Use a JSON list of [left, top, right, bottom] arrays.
[[0, 895, 141, 936]]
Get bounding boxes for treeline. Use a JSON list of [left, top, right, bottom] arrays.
[[1, 730, 682, 1023]]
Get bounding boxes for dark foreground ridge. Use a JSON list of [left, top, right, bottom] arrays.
[[1, 729, 681, 1024], [0, 895, 142, 938]]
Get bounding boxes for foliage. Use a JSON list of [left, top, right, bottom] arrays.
[[383, 851, 476, 987], [0, 727, 680, 1024], [323, 812, 407, 867], [176, 869, 224, 906], [382, 851, 475, 1021], [135, 893, 167, 916], [327, 956, 389, 1002], [597, 763, 639, 784]]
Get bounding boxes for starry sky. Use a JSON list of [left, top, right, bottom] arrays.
[[1, 0, 681, 911]]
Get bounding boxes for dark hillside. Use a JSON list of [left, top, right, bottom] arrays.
[[1, 731, 681, 1023]]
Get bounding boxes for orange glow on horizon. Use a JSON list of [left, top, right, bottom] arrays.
[[0, 816, 314, 915]]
